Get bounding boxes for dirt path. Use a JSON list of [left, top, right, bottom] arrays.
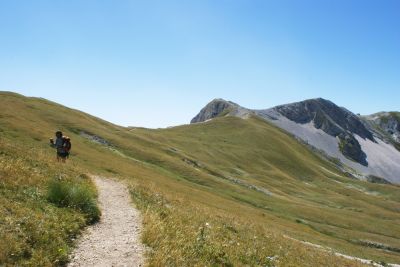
[[68, 176, 145, 267]]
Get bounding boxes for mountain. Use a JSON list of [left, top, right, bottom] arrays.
[[192, 98, 400, 184], [363, 112, 400, 144], [190, 98, 251, 123], [2, 91, 400, 266]]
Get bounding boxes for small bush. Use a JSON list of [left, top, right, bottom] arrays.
[[47, 179, 100, 224]]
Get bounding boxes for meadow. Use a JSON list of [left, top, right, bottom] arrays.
[[1, 91, 400, 266]]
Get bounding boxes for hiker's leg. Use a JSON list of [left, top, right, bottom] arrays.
[[61, 153, 67, 163]]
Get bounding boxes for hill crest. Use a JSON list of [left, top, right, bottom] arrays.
[[192, 98, 400, 183]]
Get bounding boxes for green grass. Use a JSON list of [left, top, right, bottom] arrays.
[[1, 91, 400, 266], [0, 137, 97, 266], [130, 182, 366, 267], [47, 178, 100, 224]]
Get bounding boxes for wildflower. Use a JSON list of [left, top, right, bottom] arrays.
[[266, 255, 278, 261]]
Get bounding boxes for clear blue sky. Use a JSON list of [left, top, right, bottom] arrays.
[[1, 0, 399, 128]]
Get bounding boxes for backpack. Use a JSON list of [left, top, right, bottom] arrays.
[[63, 137, 72, 152]]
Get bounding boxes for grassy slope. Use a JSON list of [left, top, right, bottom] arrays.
[[1, 91, 400, 266], [0, 134, 97, 266]]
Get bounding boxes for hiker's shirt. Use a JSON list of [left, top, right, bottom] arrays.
[[55, 137, 65, 153]]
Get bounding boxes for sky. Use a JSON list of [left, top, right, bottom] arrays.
[[0, 0, 399, 128]]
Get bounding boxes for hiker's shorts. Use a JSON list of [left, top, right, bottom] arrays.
[[57, 152, 68, 158]]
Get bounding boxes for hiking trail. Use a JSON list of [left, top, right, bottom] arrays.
[[68, 176, 145, 267]]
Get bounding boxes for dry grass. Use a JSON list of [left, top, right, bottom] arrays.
[[1, 91, 400, 266], [130, 182, 366, 267], [0, 138, 98, 266]]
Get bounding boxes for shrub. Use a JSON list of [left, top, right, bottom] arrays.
[[47, 179, 100, 224]]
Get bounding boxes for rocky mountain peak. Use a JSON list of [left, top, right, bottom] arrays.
[[191, 97, 400, 182], [267, 98, 375, 166], [273, 98, 374, 141], [193, 97, 378, 166], [190, 99, 235, 123], [191, 99, 250, 123], [365, 112, 400, 144]]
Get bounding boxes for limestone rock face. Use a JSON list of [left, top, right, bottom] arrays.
[[273, 98, 374, 141], [191, 99, 234, 123], [338, 133, 368, 166], [191, 99, 251, 123], [365, 112, 400, 143], [259, 98, 373, 165]]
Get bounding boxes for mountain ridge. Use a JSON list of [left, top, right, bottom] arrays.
[[190, 98, 251, 123], [191, 98, 400, 183]]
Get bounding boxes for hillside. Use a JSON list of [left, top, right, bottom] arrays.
[[1, 91, 400, 266], [192, 98, 400, 184]]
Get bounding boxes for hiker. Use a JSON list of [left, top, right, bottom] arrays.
[[50, 131, 68, 162]]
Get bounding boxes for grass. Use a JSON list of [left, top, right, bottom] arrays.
[[1, 91, 400, 266], [130, 182, 366, 267], [47, 178, 100, 224], [0, 137, 98, 266]]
